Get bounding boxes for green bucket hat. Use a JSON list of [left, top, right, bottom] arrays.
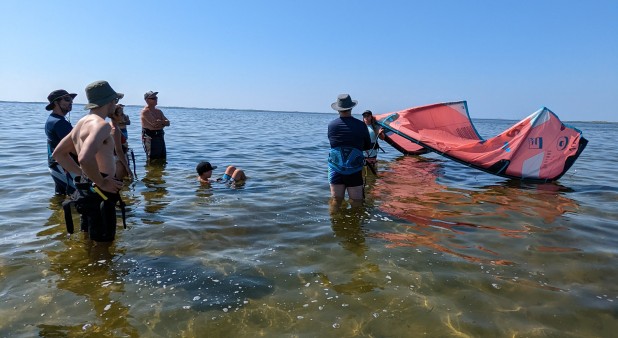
[[331, 94, 357, 111], [84, 80, 124, 110]]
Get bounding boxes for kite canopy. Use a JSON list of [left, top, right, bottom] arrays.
[[375, 101, 587, 182]]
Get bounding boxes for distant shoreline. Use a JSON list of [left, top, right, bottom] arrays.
[[1, 100, 612, 123], [0, 100, 323, 115]]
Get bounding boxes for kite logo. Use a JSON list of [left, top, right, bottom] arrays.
[[557, 136, 568, 150], [528, 137, 543, 149]]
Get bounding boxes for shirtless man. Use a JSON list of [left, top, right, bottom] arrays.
[[53, 80, 124, 241], [141, 91, 170, 162]]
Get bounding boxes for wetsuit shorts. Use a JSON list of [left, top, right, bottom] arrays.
[[328, 167, 363, 187], [82, 190, 121, 242], [142, 129, 166, 160], [74, 175, 121, 242]]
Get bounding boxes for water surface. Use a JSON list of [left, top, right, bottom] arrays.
[[0, 102, 616, 337]]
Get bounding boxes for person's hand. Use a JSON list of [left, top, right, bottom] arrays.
[[98, 176, 123, 193]]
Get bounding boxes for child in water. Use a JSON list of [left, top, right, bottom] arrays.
[[196, 161, 246, 184]]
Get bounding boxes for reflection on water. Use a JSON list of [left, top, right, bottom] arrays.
[[371, 156, 580, 265], [40, 227, 136, 336], [141, 163, 168, 217], [329, 200, 368, 256], [326, 201, 385, 295]]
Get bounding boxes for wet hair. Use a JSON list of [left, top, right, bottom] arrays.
[[114, 105, 124, 116]]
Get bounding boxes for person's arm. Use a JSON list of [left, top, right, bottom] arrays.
[[373, 121, 385, 140], [52, 131, 81, 177], [159, 110, 170, 127]]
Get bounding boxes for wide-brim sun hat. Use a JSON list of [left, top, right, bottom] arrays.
[[84, 80, 124, 110], [45, 89, 77, 111], [331, 94, 357, 111]]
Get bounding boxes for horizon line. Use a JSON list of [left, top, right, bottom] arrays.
[[1, 100, 611, 124]]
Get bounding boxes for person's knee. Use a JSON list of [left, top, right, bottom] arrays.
[[347, 186, 364, 200], [225, 166, 236, 175], [330, 184, 346, 199], [232, 169, 246, 181]]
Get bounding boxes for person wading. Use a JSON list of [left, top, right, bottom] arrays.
[[141, 91, 170, 162], [44, 89, 78, 195], [53, 80, 125, 242], [327, 94, 371, 208]]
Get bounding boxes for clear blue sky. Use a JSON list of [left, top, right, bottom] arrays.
[[1, 1, 616, 121]]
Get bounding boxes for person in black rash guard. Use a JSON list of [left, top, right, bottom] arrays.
[[44, 89, 78, 195], [327, 94, 371, 206]]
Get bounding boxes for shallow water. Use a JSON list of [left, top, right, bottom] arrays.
[[1, 102, 617, 337]]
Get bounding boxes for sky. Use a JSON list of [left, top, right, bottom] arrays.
[[1, 1, 616, 121]]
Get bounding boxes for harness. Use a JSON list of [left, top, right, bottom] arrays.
[[62, 178, 127, 239], [328, 147, 365, 175]]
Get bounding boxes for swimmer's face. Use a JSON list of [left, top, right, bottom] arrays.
[[199, 170, 213, 180]]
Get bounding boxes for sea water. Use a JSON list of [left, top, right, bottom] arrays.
[[0, 102, 616, 337]]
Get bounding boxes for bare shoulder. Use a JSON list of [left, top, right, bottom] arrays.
[[82, 116, 111, 136]]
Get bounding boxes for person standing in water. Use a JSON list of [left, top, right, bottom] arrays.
[[53, 80, 125, 242], [141, 91, 170, 162], [44, 89, 78, 195], [361, 110, 384, 175], [116, 104, 130, 142], [327, 94, 371, 204], [110, 104, 133, 180]]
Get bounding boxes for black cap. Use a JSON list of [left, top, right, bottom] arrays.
[[362, 110, 373, 116], [46, 89, 77, 111], [144, 91, 159, 100], [196, 161, 217, 175]]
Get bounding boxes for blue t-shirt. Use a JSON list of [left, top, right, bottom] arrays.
[[327, 116, 371, 150], [327, 116, 371, 174], [45, 113, 72, 166]]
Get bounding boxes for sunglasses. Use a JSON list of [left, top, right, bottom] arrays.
[[60, 96, 73, 102], [148, 97, 158, 100]]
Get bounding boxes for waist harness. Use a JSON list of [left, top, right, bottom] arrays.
[[328, 147, 365, 175], [62, 180, 127, 241], [143, 128, 165, 137]]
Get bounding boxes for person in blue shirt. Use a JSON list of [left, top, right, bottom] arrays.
[[327, 94, 371, 204], [44, 89, 77, 195]]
